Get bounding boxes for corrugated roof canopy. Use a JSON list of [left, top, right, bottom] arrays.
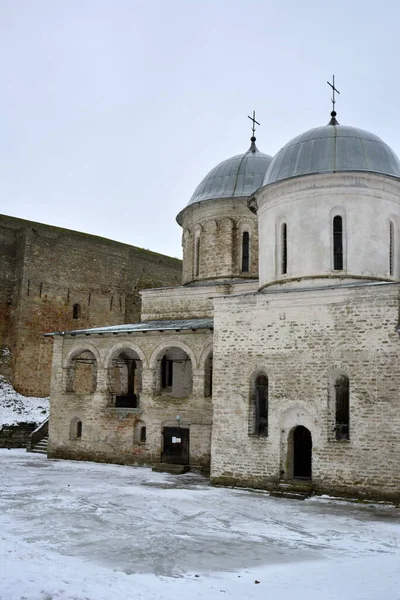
[[45, 318, 214, 337]]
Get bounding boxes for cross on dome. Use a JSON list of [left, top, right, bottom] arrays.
[[327, 75, 340, 124], [247, 110, 260, 142]]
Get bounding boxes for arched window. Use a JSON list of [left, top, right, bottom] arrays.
[[281, 223, 287, 275], [108, 349, 142, 408], [335, 375, 349, 440], [158, 347, 193, 397], [70, 418, 83, 440], [66, 350, 97, 394], [140, 426, 147, 443], [195, 236, 200, 277], [255, 375, 268, 436], [333, 216, 343, 271], [389, 221, 395, 276], [73, 304, 81, 319], [241, 231, 250, 273]]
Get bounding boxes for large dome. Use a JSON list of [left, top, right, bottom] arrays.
[[263, 122, 400, 186], [188, 141, 272, 205]]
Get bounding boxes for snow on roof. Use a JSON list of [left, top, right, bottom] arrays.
[[0, 377, 49, 427]]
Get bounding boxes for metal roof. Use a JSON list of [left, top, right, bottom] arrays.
[[45, 318, 214, 337], [263, 124, 400, 185], [187, 140, 272, 205]]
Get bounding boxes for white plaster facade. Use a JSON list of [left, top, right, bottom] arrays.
[[255, 172, 400, 288]]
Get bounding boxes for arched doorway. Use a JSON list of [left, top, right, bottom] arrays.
[[293, 426, 312, 479]]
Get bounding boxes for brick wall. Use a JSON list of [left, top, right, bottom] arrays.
[[0, 214, 182, 396]]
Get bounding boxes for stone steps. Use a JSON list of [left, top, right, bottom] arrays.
[[152, 463, 190, 475], [270, 480, 313, 501], [30, 436, 48, 455]]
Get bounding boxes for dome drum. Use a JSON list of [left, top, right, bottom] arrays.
[[177, 140, 271, 284], [256, 171, 400, 289]]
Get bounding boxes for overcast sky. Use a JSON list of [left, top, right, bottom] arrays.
[[1, 0, 399, 258]]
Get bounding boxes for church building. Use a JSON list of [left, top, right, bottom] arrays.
[[45, 100, 400, 502]]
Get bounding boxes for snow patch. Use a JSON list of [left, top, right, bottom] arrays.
[[0, 376, 49, 427]]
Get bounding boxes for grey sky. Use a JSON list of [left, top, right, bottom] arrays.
[[1, 0, 399, 258]]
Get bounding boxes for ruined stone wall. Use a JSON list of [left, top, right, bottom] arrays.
[[0, 214, 181, 396], [211, 283, 400, 502], [48, 329, 213, 470]]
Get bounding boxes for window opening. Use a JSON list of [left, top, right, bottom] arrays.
[[255, 375, 268, 436], [161, 355, 173, 389], [333, 216, 343, 271], [110, 351, 141, 408], [140, 426, 147, 443], [335, 375, 349, 440], [73, 304, 81, 319], [389, 221, 394, 276], [76, 420, 82, 438], [241, 231, 250, 272], [281, 223, 287, 275], [204, 353, 213, 398], [195, 236, 200, 276]]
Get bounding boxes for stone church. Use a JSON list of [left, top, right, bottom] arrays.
[[46, 106, 400, 502]]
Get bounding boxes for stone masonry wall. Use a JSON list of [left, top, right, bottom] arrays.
[[211, 283, 400, 502], [140, 280, 258, 322], [0, 423, 37, 448], [179, 198, 258, 284], [48, 329, 213, 470], [0, 214, 181, 397]]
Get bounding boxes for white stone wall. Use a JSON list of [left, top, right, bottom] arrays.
[[140, 280, 258, 322], [48, 329, 213, 470], [256, 172, 400, 288], [211, 282, 400, 501]]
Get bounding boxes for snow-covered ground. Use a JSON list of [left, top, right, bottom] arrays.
[[1, 450, 400, 600], [0, 377, 49, 427]]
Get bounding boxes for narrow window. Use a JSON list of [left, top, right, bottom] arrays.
[[161, 355, 173, 389], [281, 223, 287, 275], [241, 231, 250, 272], [333, 216, 343, 271], [76, 420, 82, 438], [73, 304, 81, 319], [335, 375, 349, 440], [389, 221, 395, 276], [195, 236, 200, 277], [255, 375, 268, 436], [204, 353, 213, 398], [140, 426, 146, 443]]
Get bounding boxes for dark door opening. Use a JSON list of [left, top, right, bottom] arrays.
[[293, 426, 312, 479], [161, 427, 189, 465]]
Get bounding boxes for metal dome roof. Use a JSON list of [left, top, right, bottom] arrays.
[[188, 140, 272, 205], [263, 121, 400, 186]]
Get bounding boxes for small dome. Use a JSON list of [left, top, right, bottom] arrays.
[[188, 141, 272, 205], [264, 123, 400, 186]]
